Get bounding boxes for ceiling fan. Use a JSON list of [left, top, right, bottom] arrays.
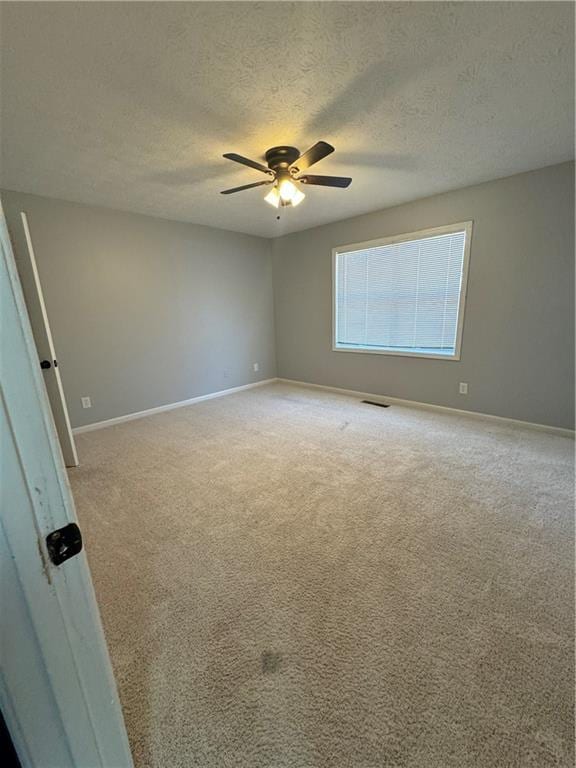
[[220, 141, 351, 209]]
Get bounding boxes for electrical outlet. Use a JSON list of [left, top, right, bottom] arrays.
[[81, 396, 92, 409], [459, 382, 468, 395], [253, 362, 259, 372]]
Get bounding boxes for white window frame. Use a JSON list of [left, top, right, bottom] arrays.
[[332, 220, 473, 361]]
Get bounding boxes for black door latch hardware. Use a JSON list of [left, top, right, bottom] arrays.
[[46, 523, 83, 566], [40, 359, 58, 369]]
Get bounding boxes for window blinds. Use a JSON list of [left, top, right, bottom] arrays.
[[335, 230, 467, 357]]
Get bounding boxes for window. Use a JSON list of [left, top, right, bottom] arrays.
[[333, 221, 472, 360]]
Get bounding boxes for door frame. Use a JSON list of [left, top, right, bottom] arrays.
[[0, 202, 133, 766]]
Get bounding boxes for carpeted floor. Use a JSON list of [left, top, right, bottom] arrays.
[[69, 383, 575, 768]]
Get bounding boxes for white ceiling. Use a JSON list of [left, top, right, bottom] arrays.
[[1, 2, 573, 238]]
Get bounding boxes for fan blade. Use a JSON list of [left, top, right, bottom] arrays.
[[298, 174, 352, 188], [223, 153, 272, 175], [291, 141, 334, 171], [220, 180, 273, 195]]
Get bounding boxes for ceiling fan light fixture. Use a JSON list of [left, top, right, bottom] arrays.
[[278, 178, 298, 202], [290, 187, 305, 207], [264, 183, 305, 209], [264, 186, 281, 208]]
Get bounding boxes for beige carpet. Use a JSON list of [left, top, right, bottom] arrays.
[[69, 383, 575, 768]]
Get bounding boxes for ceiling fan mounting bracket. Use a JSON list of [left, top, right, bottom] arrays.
[[265, 146, 300, 171]]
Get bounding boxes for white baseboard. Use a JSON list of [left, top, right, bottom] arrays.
[[276, 378, 575, 438], [72, 378, 278, 434], [74, 376, 574, 439]]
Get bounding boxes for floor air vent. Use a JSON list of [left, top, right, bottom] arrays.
[[362, 400, 390, 408]]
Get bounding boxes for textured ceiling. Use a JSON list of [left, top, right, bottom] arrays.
[[1, 2, 573, 238]]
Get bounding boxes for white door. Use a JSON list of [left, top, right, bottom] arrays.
[[10, 211, 78, 467], [0, 203, 133, 767]]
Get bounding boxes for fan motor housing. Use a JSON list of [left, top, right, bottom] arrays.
[[265, 146, 300, 171]]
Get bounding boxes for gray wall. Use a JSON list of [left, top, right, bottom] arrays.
[[2, 191, 276, 428], [272, 162, 575, 430]]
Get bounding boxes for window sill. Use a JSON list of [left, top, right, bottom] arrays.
[[332, 344, 461, 361]]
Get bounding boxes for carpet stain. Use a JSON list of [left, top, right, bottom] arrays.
[[261, 650, 282, 674]]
